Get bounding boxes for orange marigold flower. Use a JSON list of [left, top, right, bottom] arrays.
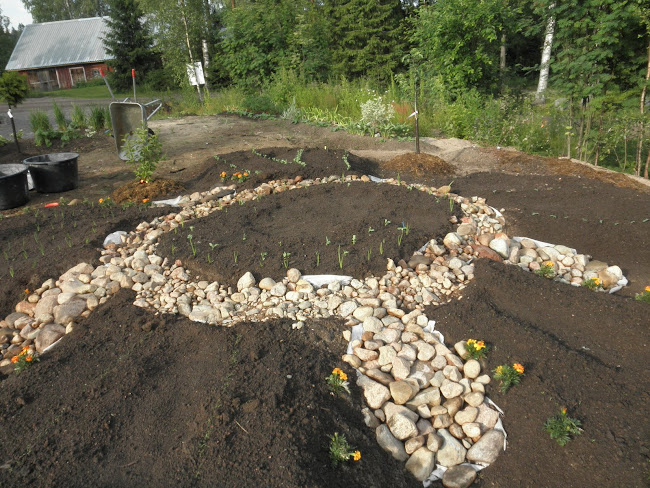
[[142, 198, 150, 203], [338, 372, 348, 381], [332, 368, 343, 376], [513, 363, 525, 374], [220, 171, 227, 178], [353, 450, 361, 461], [24, 288, 30, 294], [11, 356, 19, 363], [645, 286, 650, 292], [98, 198, 104, 204], [243, 172, 249, 177], [476, 340, 485, 350], [543, 261, 553, 267], [562, 407, 567, 415], [25, 355, 33, 362], [22, 346, 30, 353]]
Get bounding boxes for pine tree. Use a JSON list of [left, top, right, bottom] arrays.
[[327, 0, 406, 82], [102, 0, 158, 91]]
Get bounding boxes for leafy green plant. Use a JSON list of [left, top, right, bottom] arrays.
[[326, 368, 350, 396], [535, 261, 556, 279], [493, 363, 525, 393], [544, 408, 583, 446], [52, 100, 67, 130], [635, 286, 650, 303], [293, 148, 306, 167], [282, 251, 291, 269], [11, 346, 39, 373], [71, 104, 87, 128], [259, 251, 268, 267], [89, 105, 106, 131], [465, 339, 488, 360], [122, 125, 164, 183], [337, 245, 349, 269], [187, 233, 197, 257], [329, 433, 361, 467], [581, 277, 603, 291]]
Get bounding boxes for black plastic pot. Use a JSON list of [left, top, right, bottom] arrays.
[[0, 164, 29, 210], [23, 152, 79, 193]]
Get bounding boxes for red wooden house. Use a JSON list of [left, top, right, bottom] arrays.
[[4, 17, 113, 91]]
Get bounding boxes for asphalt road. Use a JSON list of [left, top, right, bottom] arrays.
[[0, 97, 114, 139]]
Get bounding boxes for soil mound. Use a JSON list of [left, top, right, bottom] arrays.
[[383, 153, 455, 178], [111, 178, 186, 203], [0, 290, 420, 488]]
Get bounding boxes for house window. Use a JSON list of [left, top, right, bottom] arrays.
[[69, 67, 87, 86], [91, 69, 101, 79]]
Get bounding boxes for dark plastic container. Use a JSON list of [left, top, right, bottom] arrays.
[[0, 164, 29, 210], [23, 152, 79, 193]]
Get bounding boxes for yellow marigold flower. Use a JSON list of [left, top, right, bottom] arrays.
[[645, 286, 650, 292], [353, 450, 361, 461], [593, 278, 601, 285], [11, 356, 19, 363], [513, 363, 525, 374], [332, 368, 343, 376], [339, 372, 348, 381], [476, 341, 485, 350], [25, 355, 33, 362], [466, 339, 476, 346], [21, 346, 30, 353], [220, 171, 227, 178], [495, 365, 503, 375], [543, 261, 553, 267], [98, 198, 104, 204]]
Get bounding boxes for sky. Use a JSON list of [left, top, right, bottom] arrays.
[[1, 0, 33, 29]]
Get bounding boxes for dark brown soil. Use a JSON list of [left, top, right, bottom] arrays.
[[0, 290, 420, 488], [111, 178, 186, 203], [424, 259, 649, 488], [384, 153, 456, 179], [1, 115, 649, 488], [157, 182, 461, 288]]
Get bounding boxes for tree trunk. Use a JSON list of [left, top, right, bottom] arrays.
[[500, 32, 506, 73], [202, 39, 210, 96], [8, 103, 20, 154], [179, 0, 203, 103], [535, 7, 556, 103], [637, 39, 649, 177]]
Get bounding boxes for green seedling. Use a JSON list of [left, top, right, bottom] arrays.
[[233, 251, 238, 263], [337, 245, 349, 269], [282, 252, 291, 269], [352, 234, 357, 245], [380, 239, 385, 255], [315, 250, 320, 267], [187, 234, 197, 257], [368, 226, 374, 234], [325, 236, 331, 246], [259, 251, 268, 267]]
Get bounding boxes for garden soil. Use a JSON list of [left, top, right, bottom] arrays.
[[0, 114, 648, 487]]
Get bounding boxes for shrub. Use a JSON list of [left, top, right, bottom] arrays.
[[89, 106, 106, 131], [122, 125, 164, 183], [52, 101, 67, 130], [71, 104, 87, 129], [242, 95, 279, 115]]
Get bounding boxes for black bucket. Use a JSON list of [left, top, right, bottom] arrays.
[[23, 152, 79, 193], [0, 164, 29, 210]]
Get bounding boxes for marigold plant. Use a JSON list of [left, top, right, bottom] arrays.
[[329, 432, 361, 466], [634, 286, 650, 303], [11, 346, 39, 373], [493, 362, 525, 393], [465, 339, 488, 360], [326, 367, 350, 396], [544, 408, 583, 446], [535, 261, 555, 279], [581, 277, 602, 291]]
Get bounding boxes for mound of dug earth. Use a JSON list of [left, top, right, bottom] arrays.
[[383, 153, 456, 179], [0, 290, 420, 488]]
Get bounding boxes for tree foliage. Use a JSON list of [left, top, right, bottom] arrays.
[[0, 9, 22, 74], [0, 71, 29, 108], [327, 0, 406, 82], [103, 0, 162, 91], [21, 0, 108, 23]]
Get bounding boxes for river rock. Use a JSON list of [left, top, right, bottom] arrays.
[[237, 272, 256, 291], [442, 465, 477, 488], [488, 238, 509, 258], [35, 323, 66, 352], [387, 413, 418, 440], [405, 447, 436, 481], [376, 424, 409, 461], [358, 375, 391, 409], [390, 380, 416, 404], [436, 428, 467, 467], [53, 299, 87, 325], [467, 429, 504, 464]]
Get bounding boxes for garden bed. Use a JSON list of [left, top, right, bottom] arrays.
[[0, 114, 648, 487]]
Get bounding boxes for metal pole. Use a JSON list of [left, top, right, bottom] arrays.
[[132, 69, 137, 103], [8, 106, 20, 153], [100, 69, 114, 99]]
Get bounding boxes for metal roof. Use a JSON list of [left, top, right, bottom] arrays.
[[5, 17, 113, 71]]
